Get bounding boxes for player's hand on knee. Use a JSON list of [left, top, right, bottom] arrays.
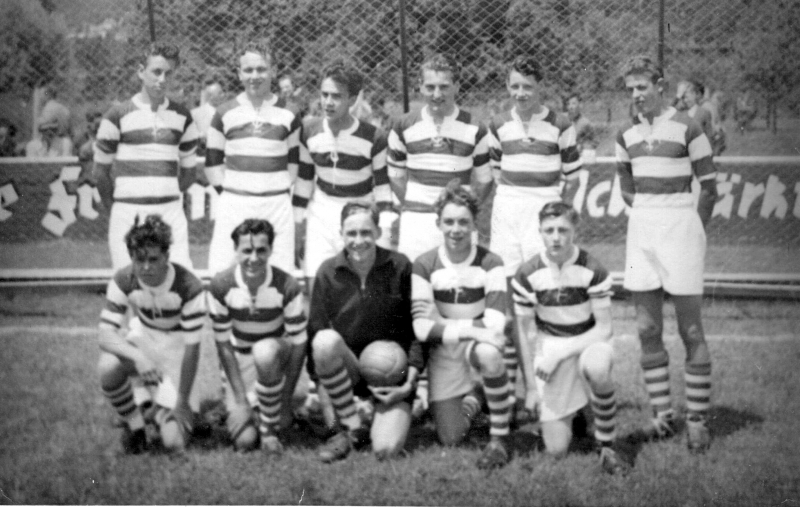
[[524, 388, 539, 413], [134, 355, 162, 386], [369, 383, 410, 407], [534, 355, 560, 383], [470, 328, 505, 351]]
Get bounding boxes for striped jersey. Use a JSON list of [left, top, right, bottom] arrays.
[[412, 244, 506, 345], [99, 263, 206, 343], [615, 107, 716, 208], [487, 107, 582, 199], [207, 263, 307, 351], [387, 107, 492, 213], [511, 247, 612, 337], [292, 117, 391, 214], [205, 93, 301, 197], [94, 94, 199, 204]]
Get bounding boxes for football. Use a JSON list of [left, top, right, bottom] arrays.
[[359, 340, 408, 387]]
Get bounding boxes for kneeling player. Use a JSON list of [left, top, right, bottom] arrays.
[[98, 215, 206, 453], [308, 202, 424, 462], [411, 180, 513, 469], [207, 219, 308, 455], [512, 202, 631, 475]]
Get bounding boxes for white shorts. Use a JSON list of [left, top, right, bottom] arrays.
[[624, 207, 706, 295], [428, 341, 480, 403], [535, 335, 592, 422], [304, 194, 347, 279], [126, 317, 200, 412], [398, 211, 441, 264], [109, 200, 193, 271], [208, 191, 295, 276], [491, 193, 555, 277]]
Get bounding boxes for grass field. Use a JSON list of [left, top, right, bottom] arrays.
[[1, 288, 799, 505]]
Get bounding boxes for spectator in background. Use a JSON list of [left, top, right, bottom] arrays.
[[25, 113, 73, 157], [565, 93, 597, 159], [38, 83, 72, 139], [278, 73, 310, 118], [675, 80, 725, 156], [78, 111, 103, 169], [191, 80, 225, 154], [734, 87, 758, 134], [0, 118, 19, 157]]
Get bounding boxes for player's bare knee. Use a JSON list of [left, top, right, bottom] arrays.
[[311, 329, 344, 363], [97, 352, 129, 385], [580, 343, 613, 385], [234, 426, 258, 452], [473, 342, 504, 377], [252, 339, 282, 370], [437, 426, 467, 446]]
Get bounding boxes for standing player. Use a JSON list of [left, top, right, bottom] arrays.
[[387, 53, 493, 264], [205, 42, 302, 275], [207, 219, 308, 455], [98, 215, 205, 453], [617, 55, 717, 453], [94, 43, 199, 270], [486, 55, 583, 411], [308, 202, 424, 462], [512, 202, 631, 475], [292, 60, 392, 289], [411, 181, 513, 469]]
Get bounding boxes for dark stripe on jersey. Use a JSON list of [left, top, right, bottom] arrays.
[[140, 319, 181, 332], [228, 307, 284, 322], [387, 147, 407, 162], [561, 145, 580, 163], [226, 154, 289, 173], [138, 307, 181, 320], [405, 138, 476, 157], [120, 128, 182, 145], [317, 178, 373, 198], [500, 139, 560, 156], [625, 140, 687, 159], [634, 176, 693, 194], [232, 327, 285, 342], [113, 159, 179, 177], [433, 287, 486, 305], [226, 123, 290, 141], [535, 287, 590, 307], [535, 315, 595, 337], [309, 152, 371, 171], [115, 195, 180, 205], [408, 168, 471, 187], [501, 169, 561, 187]]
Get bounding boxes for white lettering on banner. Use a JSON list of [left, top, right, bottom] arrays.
[[713, 173, 741, 219], [41, 166, 99, 236], [0, 183, 19, 221], [586, 180, 610, 217], [795, 182, 800, 219], [186, 183, 219, 221], [606, 174, 628, 217], [760, 174, 788, 219], [572, 169, 589, 214], [737, 181, 765, 219]]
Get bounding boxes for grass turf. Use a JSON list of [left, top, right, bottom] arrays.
[[0, 289, 799, 505]]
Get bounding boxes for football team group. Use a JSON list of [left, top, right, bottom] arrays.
[[94, 40, 718, 474]]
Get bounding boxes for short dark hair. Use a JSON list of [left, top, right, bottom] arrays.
[[125, 214, 172, 255], [688, 79, 705, 97], [231, 218, 275, 248], [340, 201, 379, 228], [620, 54, 662, 83], [419, 53, 461, 83], [141, 42, 180, 67], [322, 59, 364, 97], [238, 41, 272, 65], [434, 179, 479, 219], [509, 55, 543, 82], [539, 201, 579, 226]]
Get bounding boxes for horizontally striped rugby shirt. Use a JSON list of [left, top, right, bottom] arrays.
[[292, 117, 391, 217], [412, 244, 506, 345], [388, 107, 492, 213], [511, 247, 612, 337], [207, 264, 307, 351], [615, 107, 716, 208], [99, 263, 206, 344], [487, 107, 582, 199], [94, 94, 199, 204], [205, 93, 301, 197]]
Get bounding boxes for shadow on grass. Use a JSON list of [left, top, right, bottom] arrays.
[[615, 404, 763, 466]]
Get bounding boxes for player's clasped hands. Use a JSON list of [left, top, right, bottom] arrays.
[[134, 354, 162, 386], [369, 380, 413, 406], [412, 299, 441, 322]]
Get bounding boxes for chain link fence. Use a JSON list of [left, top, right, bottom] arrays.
[[3, 0, 799, 142]]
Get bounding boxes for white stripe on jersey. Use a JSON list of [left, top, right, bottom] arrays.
[[222, 170, 292, 195], [113, 176, 180, 199]]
